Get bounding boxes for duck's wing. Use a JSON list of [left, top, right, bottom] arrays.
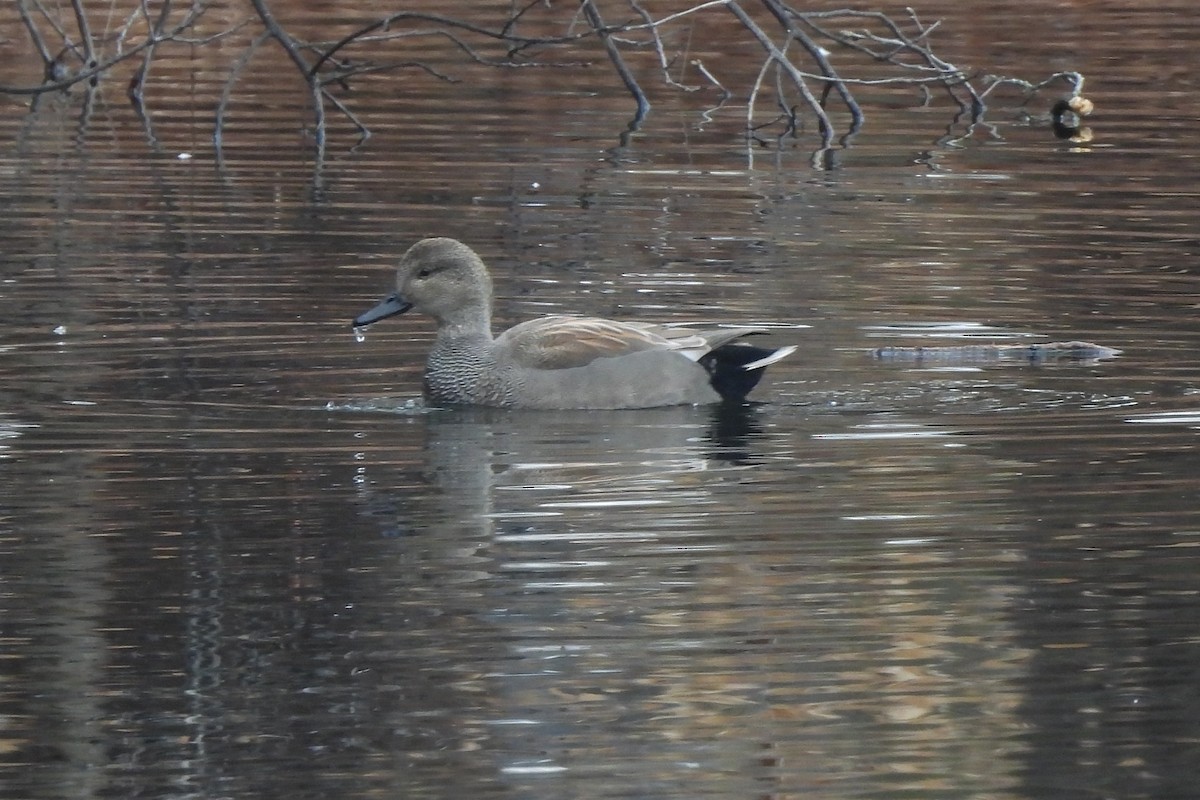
[[499, 315, 757, 370]]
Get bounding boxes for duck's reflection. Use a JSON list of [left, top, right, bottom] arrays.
[[341, 401, 1031, 797], [348, 403, 784, 791], [361, 403, 769, 540]]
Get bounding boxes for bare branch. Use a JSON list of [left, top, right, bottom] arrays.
[[70, 0, 97, 68], [17, 0, 56, 72], [582, 0, 649, 125], [308, 11, 592, 80], [728, 1, 833, 152], [247, 0, 327, 162], [629, 0, 702, 92], [0, 1, 1094, 165]]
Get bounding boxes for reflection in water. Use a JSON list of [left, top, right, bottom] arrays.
[[354, 403, 766, 541], [3, 381, 1199, 798], [331, 405, 1032, 796]]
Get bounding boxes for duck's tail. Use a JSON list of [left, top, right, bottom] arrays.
[[701, 343, 796, 401]]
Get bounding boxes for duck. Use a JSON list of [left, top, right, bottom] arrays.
[[352, 237, 795, 409]]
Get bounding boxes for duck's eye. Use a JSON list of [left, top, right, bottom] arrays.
[[416, 267, 433, 278]]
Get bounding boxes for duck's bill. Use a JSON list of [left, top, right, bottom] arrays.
[[353, 293, 413, 327]]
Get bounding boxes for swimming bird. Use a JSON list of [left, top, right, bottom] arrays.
[[352, 238, 795, 409]]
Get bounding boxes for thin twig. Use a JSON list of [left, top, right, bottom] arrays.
[[728, 1, 833, 153], [321, 88, 371, 145], [247, 0, 326, 163], [309, 11, 590, 80], [319, 60, 461, 87], [214, 30, 270, 158], [630, 0, 701, 92], [763, 0, 863, 140], [70, 0, 97, 68], [17, 0, 55, 69]]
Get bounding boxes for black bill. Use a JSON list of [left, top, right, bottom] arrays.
[[353, 293, 413, 327]]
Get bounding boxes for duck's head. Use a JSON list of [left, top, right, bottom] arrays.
[[353, 237, 493, 329]]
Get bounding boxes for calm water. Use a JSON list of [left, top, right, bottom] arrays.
[[3, 1, 1200, 798]]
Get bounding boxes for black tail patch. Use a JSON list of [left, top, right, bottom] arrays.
[[699, 342, 782, 401]]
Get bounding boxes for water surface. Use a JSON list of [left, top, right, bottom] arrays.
[[3, 1, 1200, 798]]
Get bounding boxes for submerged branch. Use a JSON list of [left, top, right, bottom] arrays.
[[582, 0, 649, 126]]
